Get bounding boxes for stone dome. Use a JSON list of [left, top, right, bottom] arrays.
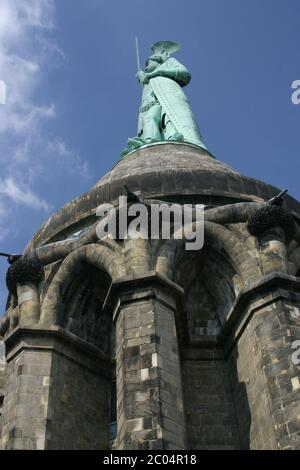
[[28, 142, 300, 249]]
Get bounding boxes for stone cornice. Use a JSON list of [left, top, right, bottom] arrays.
[[4, 324, 112, 377], [221, 272, 300, 356], [103, 270, 184, 320]]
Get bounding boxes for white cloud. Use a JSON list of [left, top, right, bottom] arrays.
[[0, 178, 51, 211], [0, 0, 90, 243], [47, 139, 90, 178], [0, 0, 55, 41], [0, 79, 6, 104], [0, 201, 9, 242], [0, 0, 56, 133]]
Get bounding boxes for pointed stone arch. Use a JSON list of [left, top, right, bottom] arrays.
[[156, 221, 260, 286], [40, 243, 126, 326]]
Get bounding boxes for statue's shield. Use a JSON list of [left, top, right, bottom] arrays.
[[150, 76, 206, 149]]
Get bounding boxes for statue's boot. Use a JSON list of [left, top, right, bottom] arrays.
[[127, 137, 145, 150], [120, 137, 146, 158], [168, 133, 184, 142]]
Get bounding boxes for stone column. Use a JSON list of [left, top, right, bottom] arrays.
[[0, 328, 52, 450], [0, 326, 111, 450], [6, 255, 44, 326], [16, 284, 40, 325], [225, 274, 300, 450], [258, 227, 288, 275], [106, 271, 186, 450], [247, 203, 295, 276]]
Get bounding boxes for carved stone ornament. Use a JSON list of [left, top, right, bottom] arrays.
[[6, 255, 44, 295], [247, 204, 296, 239]]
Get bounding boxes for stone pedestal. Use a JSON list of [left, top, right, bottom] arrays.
[[106, 271, 186, 450], [225, 273, 300, 450], [0, 326, 111, 450]]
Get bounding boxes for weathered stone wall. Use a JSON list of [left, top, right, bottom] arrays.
[[227, 276, 300, 450], [182, 281, 300, 450], [113, 276, 186, 450], [228, 321, 277, 450], [46, 350, 110, 450], [1, 349, 52, 450], [182, 354, 240, 449], [0, 327, 112, 450]]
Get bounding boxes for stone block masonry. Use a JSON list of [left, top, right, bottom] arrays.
[[0, 326, 111, 449], [110, 272, 186, 450]]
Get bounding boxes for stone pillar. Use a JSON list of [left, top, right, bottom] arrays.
[[0, 326, 111, 450], [258, 227, 288, 274], [106, 271, 186, 450], [226, 274, 300, 450], [247, 203, 296, 276], [16, 284, 40, 325], [6, 255, 44, 326]]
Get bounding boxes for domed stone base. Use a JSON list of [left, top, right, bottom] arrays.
[[27, 142, 300, 250]]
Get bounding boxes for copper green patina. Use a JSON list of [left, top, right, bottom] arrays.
[[121, 40, 206, 157]]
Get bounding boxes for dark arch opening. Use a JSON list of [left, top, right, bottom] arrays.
[[175, 246, 250, 449], [45, 263, 116, 449]]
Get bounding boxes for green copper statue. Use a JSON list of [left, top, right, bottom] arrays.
[[121, 40, 206, 156]]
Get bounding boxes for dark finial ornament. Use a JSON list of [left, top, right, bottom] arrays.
[[247, 204, 296, 239], [6, 254, 44, 295]]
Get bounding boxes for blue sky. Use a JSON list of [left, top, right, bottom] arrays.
[[0, 0, 299, 313]]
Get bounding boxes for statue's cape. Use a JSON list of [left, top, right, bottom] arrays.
[[150, 76, 206, 149]]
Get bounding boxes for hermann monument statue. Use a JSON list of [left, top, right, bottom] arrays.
[[1, 38, 300, 451], [122, 40, 206, 156]]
